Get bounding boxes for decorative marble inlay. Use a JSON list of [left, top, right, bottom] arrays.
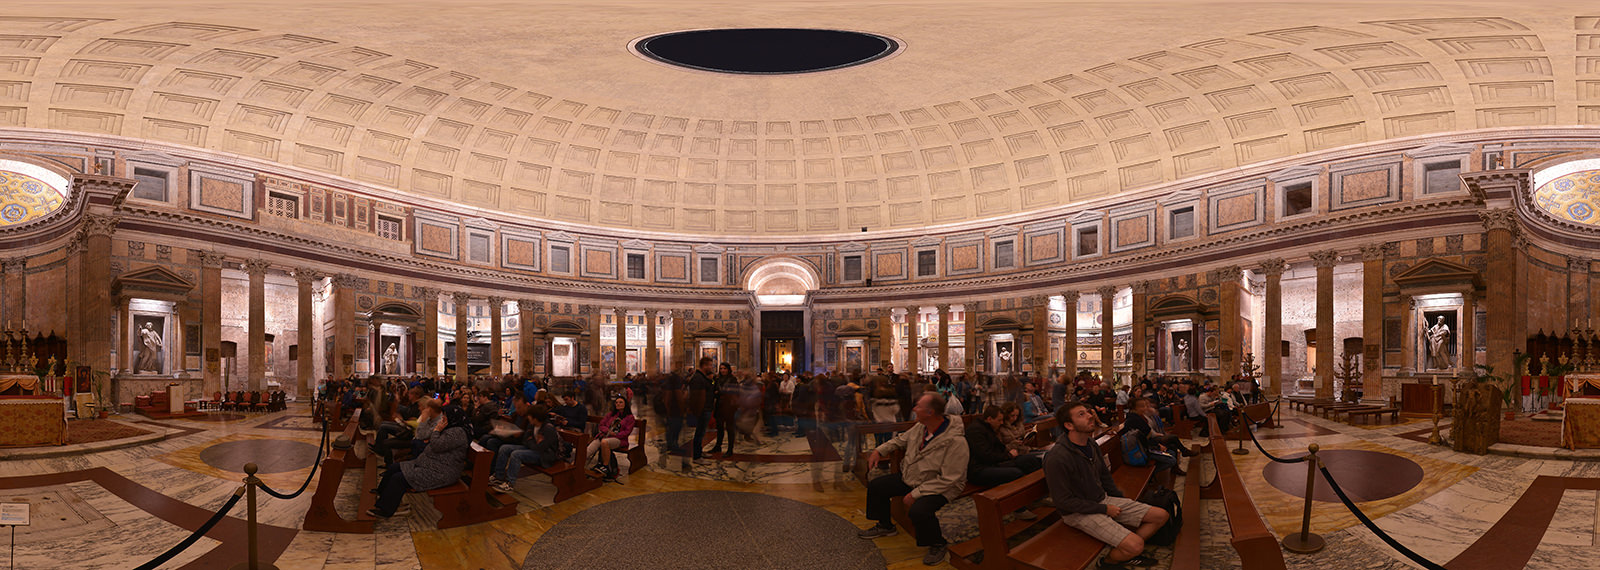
[[197, 176, 243, 210], [419, 224, 450, 252], [874, 251, 901, 277], [950, 244, 978, 270], [584, 248, 613, 274], [659, 255, 686, 280], [1116, 216, 1148, 247], [506, 238, 535, 266], [0, 168, 66, 227], [1533, 168, 1600, 226], [1029, 233, 1058, 261], [1340, 168, 1392, 202], [1215, 193, 1257, 227]]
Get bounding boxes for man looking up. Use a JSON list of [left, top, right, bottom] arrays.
[[1045, 401, 1170, 569], [856, 392, 969, 566]]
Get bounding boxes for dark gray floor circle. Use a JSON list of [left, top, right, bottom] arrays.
[[522, 490, 887, 570], [198, 439, 319, 474]]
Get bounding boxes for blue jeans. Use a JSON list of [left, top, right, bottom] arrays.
[[502, 449, 548, 484], [493, 444, 528, 479]]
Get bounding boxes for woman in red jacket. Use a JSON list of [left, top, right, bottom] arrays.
[[589, 395, 635, 482]]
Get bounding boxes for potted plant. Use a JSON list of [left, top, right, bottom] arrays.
[[92, 369, 112, 419], [1544, 361, 1575, 410]]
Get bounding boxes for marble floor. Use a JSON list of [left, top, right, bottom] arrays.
[[2, 403, 1599, 569]]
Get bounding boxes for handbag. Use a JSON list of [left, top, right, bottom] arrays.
[[1141, 486, 1183, 546], [1120, 430, 1148, 467]]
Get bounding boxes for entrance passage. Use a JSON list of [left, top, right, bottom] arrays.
[[761, 310, 805, 373]]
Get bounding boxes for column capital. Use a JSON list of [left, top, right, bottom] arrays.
[[196, 250, 227, 268], [672, 308, 692, 319], [80, 213, 120, 238], [518, 299, 540, 312], [578, 304, 597, 316], [613, 306, 628, 315], [449, 291, 473, 304], [416, 286, 443, 300], [935, 303, 950, 313], [63, 233, 85, 256], [485, 296, 506, 308], [292, 267, 324, 284], [1095, 285, 1118, 298], [1359, 243, 1386, 262], [1061, 290, 1081, 303], [1130, 280, 1152, 295], [1570, 257, 1590, 273], [1211, 265, 1243, 283], [1257, 258, 1288, 277], [643, 308, 659, 317], [1, 258, 25, 274], [1309, 250, 1341, 268], [242, 258, 272, 277], [1478, 208, 1519, 233], [333, 273, 363, 290]]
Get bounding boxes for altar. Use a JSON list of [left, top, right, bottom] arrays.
[[1562, 397, 1600, 449], [0, 396, 67, 447]]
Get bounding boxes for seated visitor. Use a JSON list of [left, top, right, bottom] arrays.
[[369, 404, 472, 518], [480, 394, 531, 451], [588, 395, 636, 481], [856, 392, 970, 566], [407, 398, 444, 457], [1021, 383, 1047, 423], [552, 391, 588, 429], [489, 404, 560, 493], [966, 404, 1043, 520], [1045, 401, 1170, 569], [1118, 398, 1190, 487]]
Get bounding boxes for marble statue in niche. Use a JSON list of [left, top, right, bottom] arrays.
[[1424, 315, 1452, 370], [382, 343, 398, 375], [135, 317, 164, 373], [1174, 338, 1189, 371]]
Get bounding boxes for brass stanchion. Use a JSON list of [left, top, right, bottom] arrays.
[[229, 463, 279, 570], [1281, 443, 1326, 553]]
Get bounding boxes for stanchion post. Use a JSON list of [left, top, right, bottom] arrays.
[[230, 463, 279, 570], [1281, 443, 1326, 554], [1233, 411, 1251, 455]]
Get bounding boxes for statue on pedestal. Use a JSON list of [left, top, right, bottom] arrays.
[[1174, 338, 1189, 371], [381, 343, 398, 375], [136, 322, 163, 373]]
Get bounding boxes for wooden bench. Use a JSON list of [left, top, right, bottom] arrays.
[[513, 429, 602, 502], [303, 408, 378, 533], [1224, 402, 1275, 440], [424, 444, 519, 529], [1343, 407, 1400, 424], [588, 414, 649, 474], [1201, 415, 1287, 570], [850, 414, 981, 485], [968, 434, 1158, 570], [1171, 442, 1205, 570], [1167, 403, 1195, 439]]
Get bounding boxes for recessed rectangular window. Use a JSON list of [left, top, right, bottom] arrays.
[[1076, 226, 1099, 257], [1282, 182, 1314, 217], [699, 257, 719, 283], [994, 241, 1014, 268], [467, 233, 491, 263], [376, 215, 403, 240], [843, 255, 863, 281], [916, 250, 937, 277], [1422, 161, 1462, 195], [1169, 206, 1194, 239], [626, 253, 646, 279], [550, 245, 571, 273], [265, 192, 299, 219], [131, 167, 168, 201]]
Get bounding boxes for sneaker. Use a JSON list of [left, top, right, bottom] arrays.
[[1124, 554, 1157, 567], [490, 480, 514, 494], [922, 544, 948, 566], [366, 507, 389, 518], [693, 457, 711, 465], [1015, 508, 1037, 521], [857, 524, 897, 539], [393, 505, 412, 517]]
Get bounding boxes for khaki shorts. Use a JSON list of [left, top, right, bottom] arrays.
[[1059, 496, 1152, 546]]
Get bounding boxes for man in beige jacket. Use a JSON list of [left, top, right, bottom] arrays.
[[857, 392, 970, 566]]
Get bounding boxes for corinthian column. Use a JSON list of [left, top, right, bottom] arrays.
[[1258, 258, 1287, 398], [1359, 244, 1386, 399], [1310, 250, 1341, 399], [488, 297, 505, 377], [1481, 209, 1518, 381], [244, 259, 271, 391], [452, 292, 472, 381], [293, 268, 323, 396], [199, 250, 226, 394], [1097, 285, 1117, 384], [645, 309, 660, 373]]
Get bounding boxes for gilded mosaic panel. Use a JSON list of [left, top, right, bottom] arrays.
[[0, 169, 64, 227], [1533, 169, 1600, 226]]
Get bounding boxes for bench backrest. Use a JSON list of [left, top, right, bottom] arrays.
[[587, 414, 648, 446], [555, 428, 592, 467], [1207, 415, 1286, 569]]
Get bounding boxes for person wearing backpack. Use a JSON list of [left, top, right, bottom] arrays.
[[1119, 397, 1185, 489], [489, 404, 559, 493]]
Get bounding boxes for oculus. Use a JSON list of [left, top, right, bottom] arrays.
[[635, 28, 898, 74]]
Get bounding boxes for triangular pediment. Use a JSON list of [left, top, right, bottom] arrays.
[[114, 265, 194, 292], [1267, 165, 1321, 182], [1068, 210, 1103, 224], [1393, 258, 1480, 287], [985, 225, 1019, 237], [1404, 143, 1473, 160], [695, 326, 729, 337]]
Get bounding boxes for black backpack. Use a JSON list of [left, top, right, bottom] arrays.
[[1141, 487, 1183, 546]]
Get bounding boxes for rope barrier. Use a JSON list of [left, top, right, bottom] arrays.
[[1317, 465, 1448, 570], [257, 412, 330, 500], [132, 487, 245, 570], [1238, 409, 1306, 464]]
